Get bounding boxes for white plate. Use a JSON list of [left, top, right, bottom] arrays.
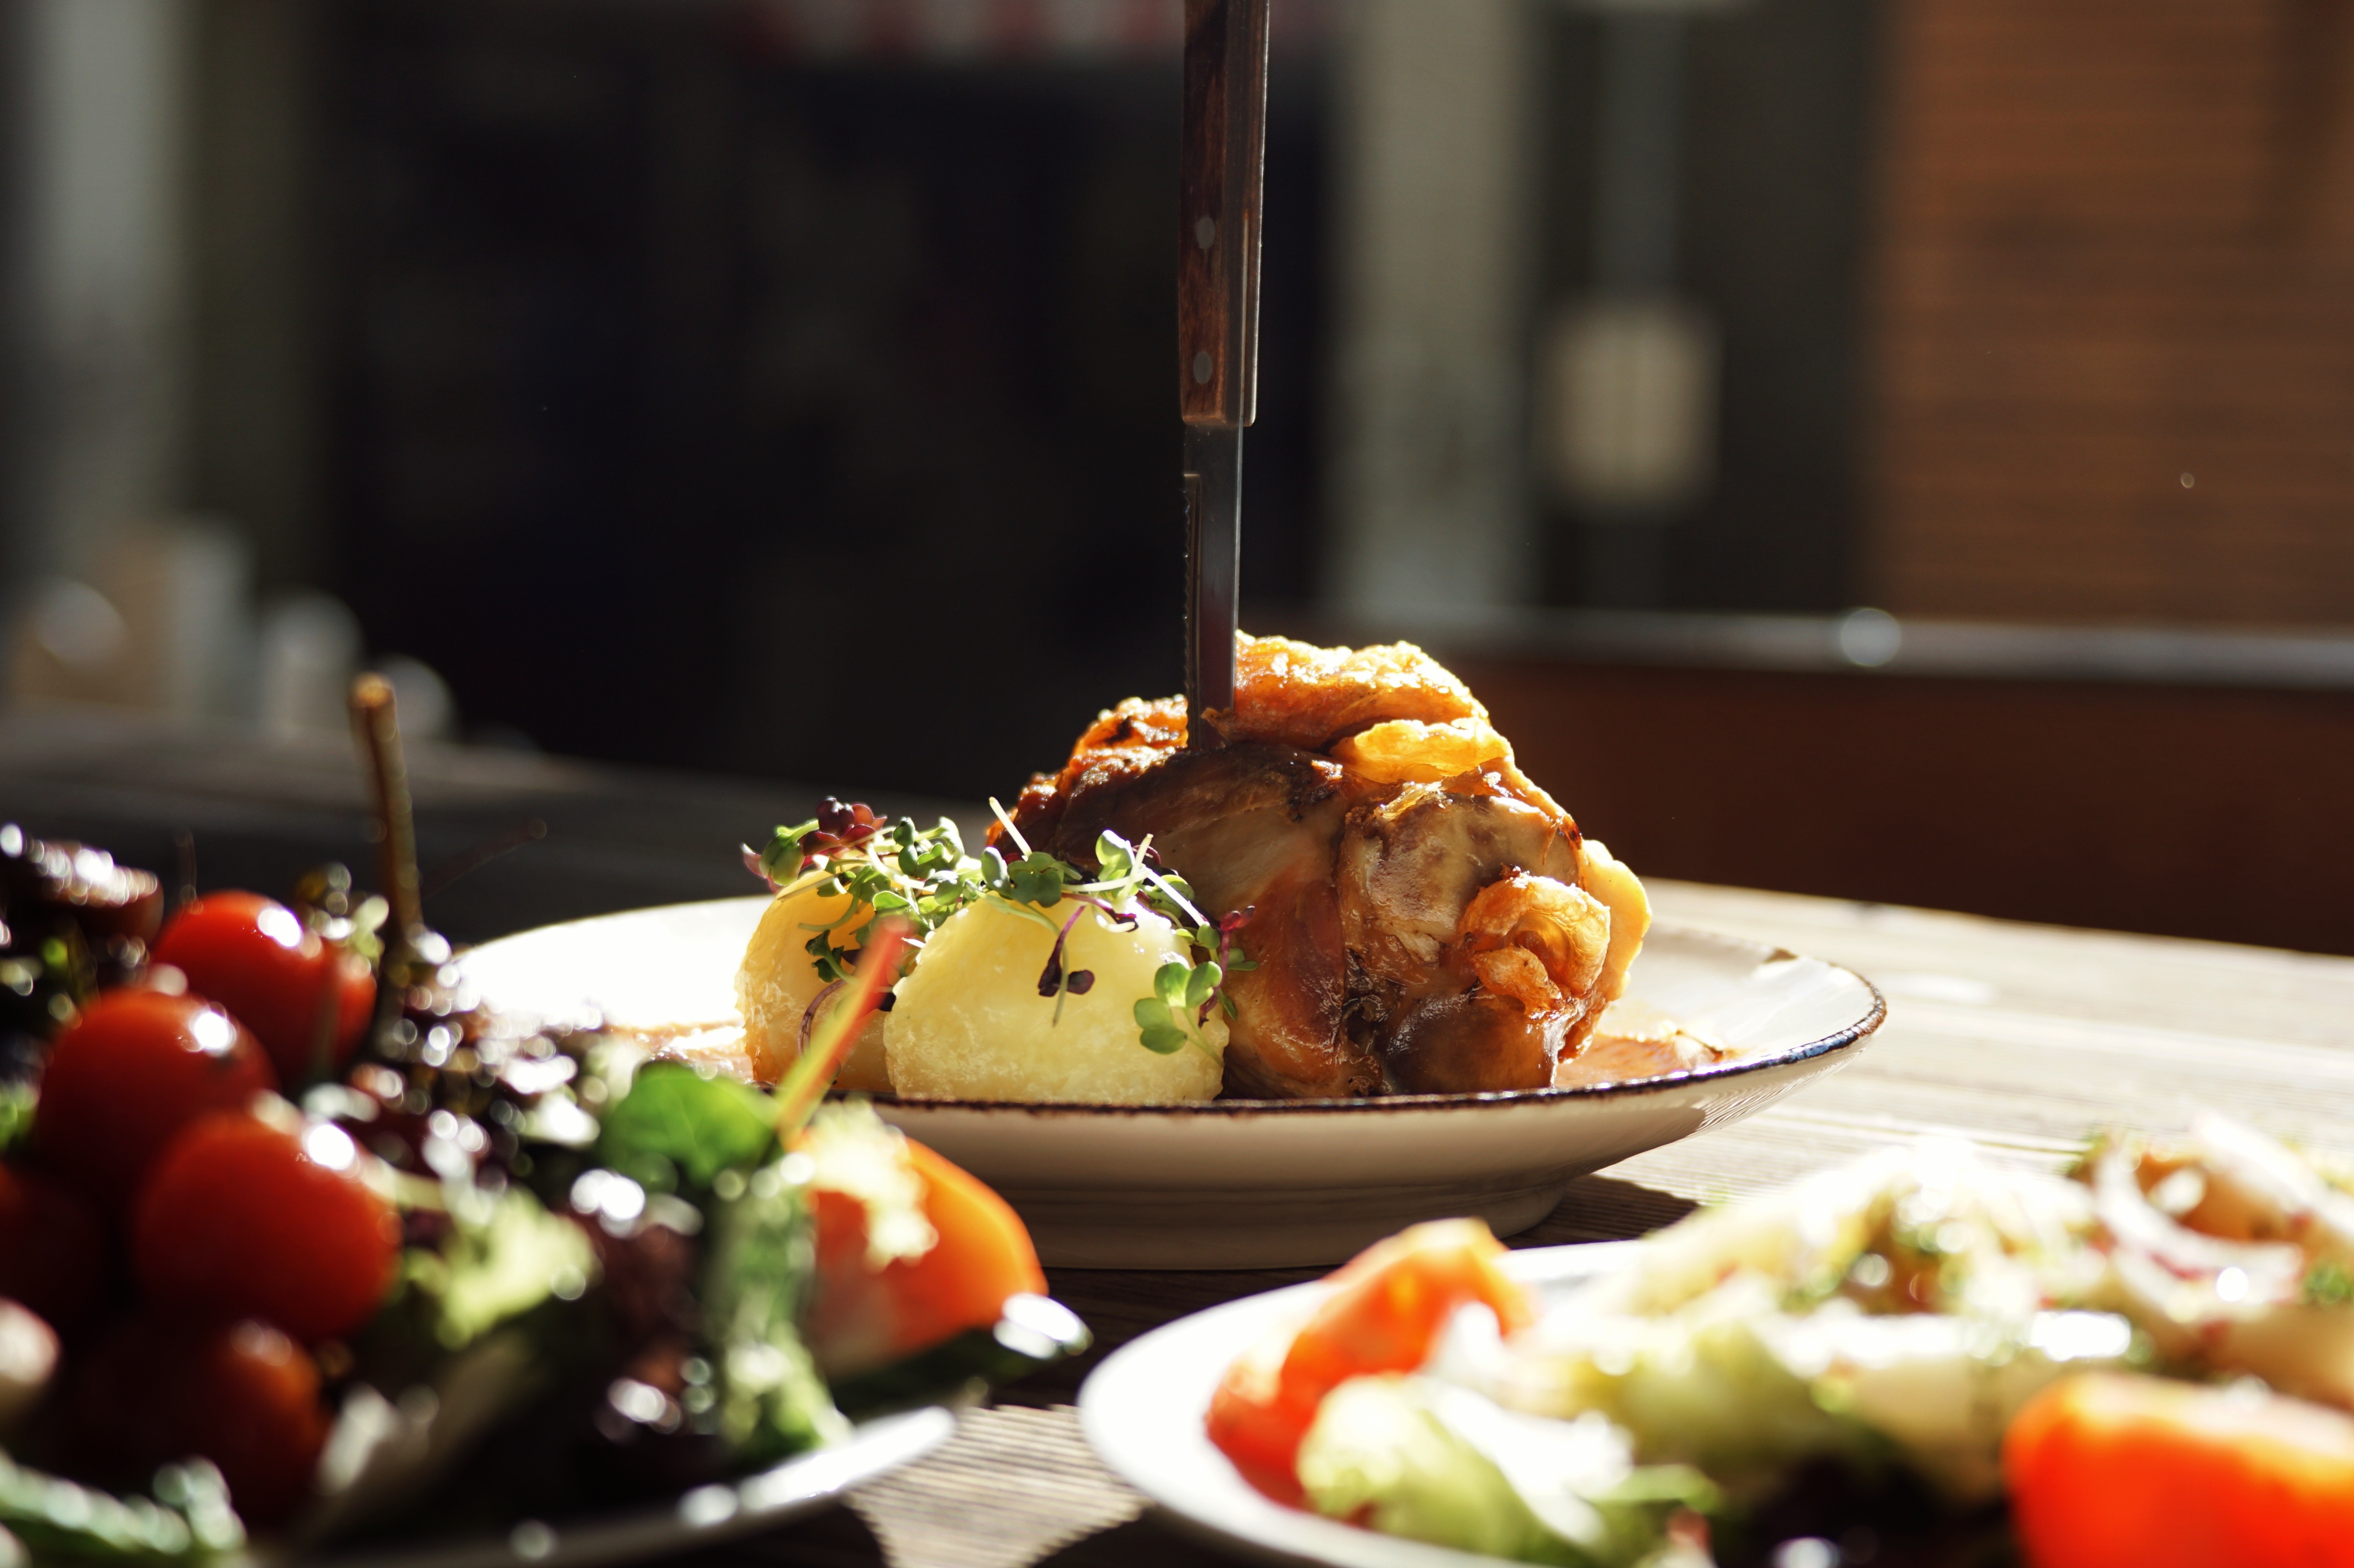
[[459, 898, 1883, 1269], [1078, 1244, 1634, 1568], [300, 1407, 952, 1568]]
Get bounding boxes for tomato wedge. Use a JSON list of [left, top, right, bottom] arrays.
[[2006, 1372, 2354, 1568], [1206, 1218, 1535, 1503], [805, 1136, 1046, 1380]]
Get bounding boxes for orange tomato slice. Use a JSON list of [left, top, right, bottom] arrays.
[[807, 1136, 1046, 1380], [1206, 1219, 1535, 1503], [2006, 1372, 2354, 1568]]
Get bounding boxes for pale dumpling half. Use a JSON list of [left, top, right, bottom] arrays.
[[736, 883, 892, 1091], [885, 897, 1226, 1103]]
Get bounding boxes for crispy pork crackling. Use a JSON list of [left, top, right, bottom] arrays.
[[995, 634, 1650, 1097]]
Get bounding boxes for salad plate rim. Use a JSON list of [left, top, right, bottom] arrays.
[[283, 1406, 956, 1568]]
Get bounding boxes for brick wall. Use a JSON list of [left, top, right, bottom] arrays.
[[1456, 655, 2354, 957], [1869, 0, 2354, 626]]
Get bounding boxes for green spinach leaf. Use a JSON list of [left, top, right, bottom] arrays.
[[596, 1062, 776, 1191]]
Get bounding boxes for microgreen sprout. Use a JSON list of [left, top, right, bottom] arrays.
[[1132, 958, 1226, 1061], [744, 800, 986, 983], [743, 798, 1252, 1058]]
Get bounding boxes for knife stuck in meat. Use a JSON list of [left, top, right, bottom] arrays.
[[1179, 0, 1271, 734]]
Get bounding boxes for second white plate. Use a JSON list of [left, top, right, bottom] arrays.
[[1078, 1244, 1634, 1568]]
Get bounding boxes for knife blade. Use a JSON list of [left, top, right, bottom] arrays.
[[1180, 0, 1270, 733]]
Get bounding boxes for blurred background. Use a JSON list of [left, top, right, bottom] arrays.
[[0, 0, 2350, 953]]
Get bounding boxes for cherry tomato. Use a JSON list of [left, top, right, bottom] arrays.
[[0, 1163, 106, 1329], [1206, 1218, 1536, 1503], [805, 1137, 1047, 1380], [132, 1111, 398, 1344], [152, 893, 375, 1084], [35, 989, 277, 1208], [2006, 1372, 2354, 1568], [59, 1315, 328, 1527]]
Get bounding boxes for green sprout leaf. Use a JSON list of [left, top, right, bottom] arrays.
[[1185, 961, 1222, 1010], [756, 821, 816, 883], [1008, 852, 1070, 909], [1131, 995, 1199, 1057], [1093, 832, 1135, 882]]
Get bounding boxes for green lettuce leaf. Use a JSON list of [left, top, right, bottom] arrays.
[[1298, 1375, 1717, 1568], [0, 1455, 242, 1563], [596, 1062, 777, 1191], [402, 1186, 597, 1352], [699, 1158, 847, 1465]]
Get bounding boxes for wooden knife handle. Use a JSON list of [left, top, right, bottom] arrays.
[[1179, 0, 1271, 429]]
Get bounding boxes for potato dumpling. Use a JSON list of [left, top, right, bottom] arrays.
[[736, 883, 891, 1091], [885, 897, 1226, 1103]]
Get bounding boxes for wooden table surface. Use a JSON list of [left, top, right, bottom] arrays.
[[677, 877, 2354, 1568]]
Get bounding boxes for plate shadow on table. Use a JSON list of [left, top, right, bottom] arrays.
[[1006, 1174, 1698, 1408], [657, 1502, 889, 1568], [1029, 1514, 1245, 1568], [668, 1505, 1233, 1568]]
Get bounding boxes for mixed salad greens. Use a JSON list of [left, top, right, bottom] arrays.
[[0, 792, 1083, 1561], [1212, 1117, 2354, 1567]]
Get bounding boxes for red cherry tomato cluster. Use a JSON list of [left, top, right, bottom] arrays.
[[0, 892, 399, 1528]]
